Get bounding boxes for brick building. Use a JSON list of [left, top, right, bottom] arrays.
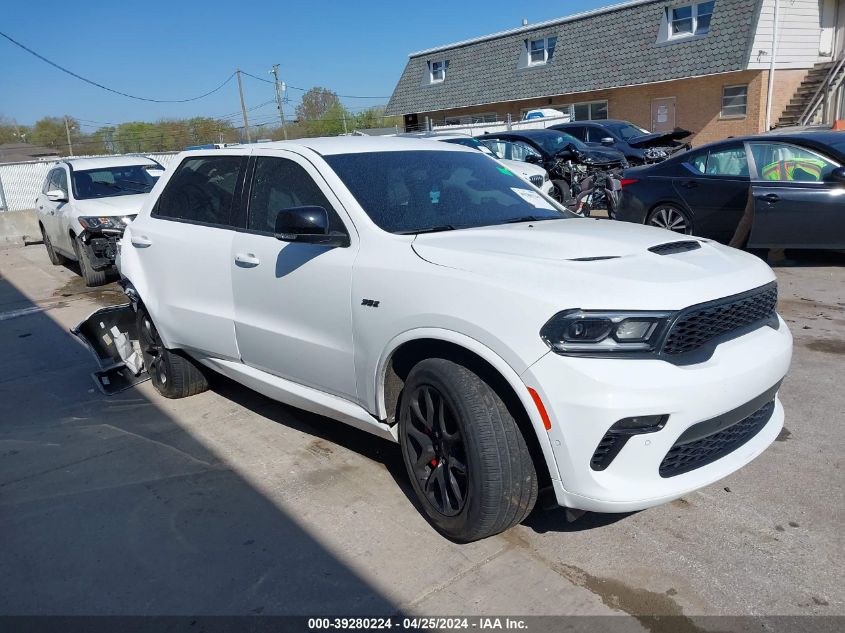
[[385, 0, 845, 146]]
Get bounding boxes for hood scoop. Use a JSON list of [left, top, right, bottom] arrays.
[[649, 240, 701, 256], [568, 255, 621, 262]]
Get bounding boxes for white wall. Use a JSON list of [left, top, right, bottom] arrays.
[[747, 0, 831, 70]]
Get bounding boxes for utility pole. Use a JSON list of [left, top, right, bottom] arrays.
[[236, 69, 252, 143], [342, 110, 348, 135], [64, 116, 74, 156], [270, 64, 288, 140]]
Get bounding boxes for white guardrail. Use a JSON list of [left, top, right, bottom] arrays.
[[0, 153, 178, 213]]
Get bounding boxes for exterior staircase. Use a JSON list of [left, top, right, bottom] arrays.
[[776, 60, 844, 127]]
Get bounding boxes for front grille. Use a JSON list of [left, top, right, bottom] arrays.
[[529, 175, 544, 187], [649, 240, 701, 255], [661, 282, 777, 356], [659, 400, 775, 478]]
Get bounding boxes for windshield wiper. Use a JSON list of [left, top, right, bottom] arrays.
[[397, 224, 458, 235], [105, 183, 148, 194]]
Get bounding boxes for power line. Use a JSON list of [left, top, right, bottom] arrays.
[[0, 29, 236, 103], [239, 70, 389, 99]]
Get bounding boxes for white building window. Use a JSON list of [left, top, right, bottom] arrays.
[[528, 37, 557, 65], [430, 60, 447, 83], [525, 100, 607, 121], [670, 1, 715, 38], [721, 84, 748, 118]]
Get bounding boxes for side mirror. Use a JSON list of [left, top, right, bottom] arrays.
[[46, 189, 68, 203], [600, 137, 615, 146], [828, 166, 845, 183], [274, 206, 349, 247], [524, 154, 542, 164]]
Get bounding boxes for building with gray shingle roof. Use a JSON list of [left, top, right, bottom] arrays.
[[386, 0, 843, 144]]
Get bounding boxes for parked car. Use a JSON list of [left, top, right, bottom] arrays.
[[400, 132, 555, 196], [523, 108, 570, 121], [549, 119, 691, 165], [116, 137, 791, 542], [36, 156, 163, 286], [481, 129, 626, 203], [615, 130, 845, 249]]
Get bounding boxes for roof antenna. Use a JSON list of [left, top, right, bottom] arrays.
[[521, 18, 528, 26]]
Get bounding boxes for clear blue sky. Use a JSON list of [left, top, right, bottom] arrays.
[[1, 0, 613, 129]]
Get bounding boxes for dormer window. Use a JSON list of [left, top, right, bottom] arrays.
[[670, 1, 714, 38], [431, 60, 446, 83], [528, 37, 557, 65]]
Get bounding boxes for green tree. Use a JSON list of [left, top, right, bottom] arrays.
[[29, 116, 83, 155]]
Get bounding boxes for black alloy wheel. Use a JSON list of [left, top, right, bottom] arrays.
[[402, 384, 468, 516]]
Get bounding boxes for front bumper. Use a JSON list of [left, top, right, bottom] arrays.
[[80, 229, 121, 271], [522, 315, 792, 512]]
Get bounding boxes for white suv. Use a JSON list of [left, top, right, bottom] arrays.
[[119, 137, 792, 542], [36, 156, 162, 286]]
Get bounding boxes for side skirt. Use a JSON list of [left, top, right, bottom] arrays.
[[198, 356, 398, 443]]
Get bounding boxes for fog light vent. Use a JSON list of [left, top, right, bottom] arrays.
[[590, 415, 668, 471]]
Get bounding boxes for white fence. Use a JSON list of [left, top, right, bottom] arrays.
[[430, 113, 572, 136], [0, 152, 178, 212]]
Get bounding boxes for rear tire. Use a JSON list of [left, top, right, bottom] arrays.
[[41, 225, 65, 265], [398, 358, 537, 542], [646, 204, 693, 235], [137, 307, 208, 399], [72, 237, 108, 287]]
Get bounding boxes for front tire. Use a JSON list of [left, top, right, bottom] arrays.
[[72, 237, 108, 287], [137, 307, 208, 399], [398, 359, 537, 542], [646, 204, 693, 235]]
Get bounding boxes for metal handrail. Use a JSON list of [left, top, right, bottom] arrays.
[[798, 55, 845, 125]]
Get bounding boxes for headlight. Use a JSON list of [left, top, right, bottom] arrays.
[[540, 310, 672, 355], [78, 216, 127, 231]]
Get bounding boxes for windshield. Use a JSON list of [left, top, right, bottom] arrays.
[[72, 164, 157, 200], [529, 132, 588, 155], [324, 150, 572, 234], [615, 124, 651, 140]]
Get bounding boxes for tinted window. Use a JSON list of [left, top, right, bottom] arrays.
[[688, 152, 707, 174], [248, 157, 344, 234], [564, 126, 586, 141], [154, 156, 244, 226], [324, 150, 572, 234], [749, 142, 838, 182], [53, 169, 68, 195], [525, 132, 588, 155], [43, 169, 59, 194]]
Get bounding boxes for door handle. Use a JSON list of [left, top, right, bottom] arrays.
[[234, 253, 260, 267], [131, 235, 153, 248], [756, 193, 780, 203], [681, 180, 698, 189]]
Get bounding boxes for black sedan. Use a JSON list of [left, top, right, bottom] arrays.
[[615, 130, 845, 249], [549, 119, 690, 165]]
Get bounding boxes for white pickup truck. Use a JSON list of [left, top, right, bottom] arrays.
[[110, 137, 791, 542]]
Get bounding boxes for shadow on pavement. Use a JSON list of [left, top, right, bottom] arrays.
[[0, 271, 398, 616]]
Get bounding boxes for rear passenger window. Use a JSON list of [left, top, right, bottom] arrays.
[[247, 157, 344, 234], [154, 156, 244, 226]]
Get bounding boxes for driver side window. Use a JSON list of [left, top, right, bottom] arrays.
[[247, 157, 344, 235]]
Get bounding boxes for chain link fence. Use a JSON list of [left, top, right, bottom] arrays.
[[0, 153, 179, 212]]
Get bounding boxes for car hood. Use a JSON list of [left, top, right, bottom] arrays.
[[411, 219, 776, 311], [500, 158, 546, 180], [626, 128, 691, 148], [74, 194, 147, 217]]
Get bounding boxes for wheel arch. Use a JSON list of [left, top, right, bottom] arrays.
[[376, 330, 560, 489]]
